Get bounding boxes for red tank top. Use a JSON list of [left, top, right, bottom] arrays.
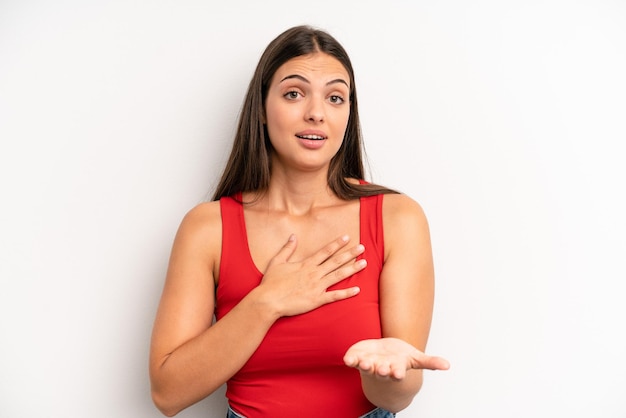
[[216, 193, 385, 417]]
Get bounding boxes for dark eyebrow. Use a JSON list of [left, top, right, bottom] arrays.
[[327, 78, 350, 88], [280, 74, 349, 88]]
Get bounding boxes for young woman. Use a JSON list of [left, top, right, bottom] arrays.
[[149, 25, 449, 418]]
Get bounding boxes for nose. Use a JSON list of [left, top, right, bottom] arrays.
[[305, 98, 324, 123]]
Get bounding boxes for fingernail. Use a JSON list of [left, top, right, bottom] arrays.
[[288, 234, 296, 242], [357, 244, 365, 252], [358, 259, 367, 268], [341, 235, 349, 242]]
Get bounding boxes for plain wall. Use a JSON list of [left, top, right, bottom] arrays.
[[1, 1, 625, 417]]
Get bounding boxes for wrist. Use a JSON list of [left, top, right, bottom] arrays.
[[246, 285, 282, 323]]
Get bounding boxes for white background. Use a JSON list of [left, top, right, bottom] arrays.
[[1, 1, 625, 417]]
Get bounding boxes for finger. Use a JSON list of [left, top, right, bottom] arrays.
[[321, 258, 367, 288], [317, 243, 365, 277], [321, 286, 360, 305], [343, 346, 365, 367], [343, 353, 358, 367], [374, 361, 391, 377], [308, 235, 350, 266], [412, 354, 450, 371], [267, 234, 298, 266], [428, 356, 451, 370], [343, 351, 375, 373], [389, 363, 407, 380], [356, 358, 374, 374]]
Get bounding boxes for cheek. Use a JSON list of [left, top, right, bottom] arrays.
[[265, 102, 294, 134], [266, 116, 287, 141], [333, 110, 350, 136]]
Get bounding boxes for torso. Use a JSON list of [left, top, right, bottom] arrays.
[[215, 191, 386, 417]]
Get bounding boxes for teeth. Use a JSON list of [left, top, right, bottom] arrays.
[[298, 135, 325, 140]]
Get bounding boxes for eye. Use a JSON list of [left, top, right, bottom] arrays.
[[329, 95, 345, 105], [284, 90, 301, 100]]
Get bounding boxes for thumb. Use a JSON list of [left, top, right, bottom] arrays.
[[412, 353, 450, 371], [269, 234, 298, 265]]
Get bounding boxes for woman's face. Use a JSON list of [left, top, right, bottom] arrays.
[[264, 52, 351, 173]]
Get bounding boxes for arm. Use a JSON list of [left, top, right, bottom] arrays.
[[344, 194, 449, 412], [149, 202, 272, 416], [149, 202, 366, 416]]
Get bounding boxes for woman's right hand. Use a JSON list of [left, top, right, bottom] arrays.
[[256, 234, 366, 318]]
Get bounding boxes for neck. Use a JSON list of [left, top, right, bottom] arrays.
[[261, 166, 338, 216]]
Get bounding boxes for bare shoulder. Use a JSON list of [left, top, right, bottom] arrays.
[[382, 193, 431, 259], [172, 200, 222, 277], [180, 200, 222, 229], [382, 193, 427, 217], [382, 193, 429, 232]]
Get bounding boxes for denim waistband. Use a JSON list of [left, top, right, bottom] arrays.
[[226, 406, 245, 418], [226, 405, 395, 418]]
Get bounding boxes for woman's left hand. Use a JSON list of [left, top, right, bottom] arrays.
[[343, 338, 450, 380]]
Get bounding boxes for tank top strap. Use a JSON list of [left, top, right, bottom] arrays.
[[359, 193, 385, 269], [219, 193, 246, 259], [217, 194, 257, 317]]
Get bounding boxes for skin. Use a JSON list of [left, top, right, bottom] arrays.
[[149, 52, 449, 417]]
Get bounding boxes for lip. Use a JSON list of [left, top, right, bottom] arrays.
[[295, 129, 328, 140], [296, 136, 326, 150], [294, 129, 328, 150]]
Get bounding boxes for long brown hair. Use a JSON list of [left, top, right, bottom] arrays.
[[211, 25, 397, 201]]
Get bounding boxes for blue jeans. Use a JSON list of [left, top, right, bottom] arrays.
[[227, 405, 395, 418]]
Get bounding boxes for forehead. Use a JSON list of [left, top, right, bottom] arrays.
[[272, 53, 350, 86]]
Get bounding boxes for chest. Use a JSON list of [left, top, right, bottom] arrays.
[[243, 201, 360, 273]]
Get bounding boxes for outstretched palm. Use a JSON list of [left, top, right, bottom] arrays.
[[343, 338, 449, 380]]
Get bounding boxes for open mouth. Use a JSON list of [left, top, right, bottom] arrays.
[[296, 134, 326, 140]]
